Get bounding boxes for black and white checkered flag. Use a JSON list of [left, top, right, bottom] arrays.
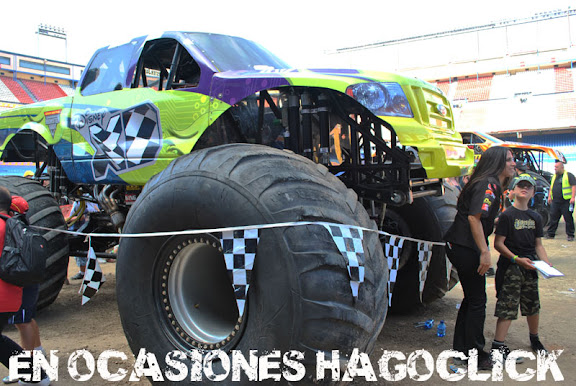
[[322, 224, 365, 298], [385, 235, 404, 306], [417, 242, 433, 301], [215, 229, 260, 318], [89, 103, 161, 180], [80, 246, 106, 305]]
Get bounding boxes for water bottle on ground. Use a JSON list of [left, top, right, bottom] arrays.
[[414, 319, 434, 329], [437, 320, 446, 337]]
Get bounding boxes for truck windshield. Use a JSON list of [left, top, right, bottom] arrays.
[[81, 37, 145, 96], [185, 33, 290, 72]]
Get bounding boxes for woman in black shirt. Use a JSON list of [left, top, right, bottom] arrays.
[[444, 146, 516, 369]]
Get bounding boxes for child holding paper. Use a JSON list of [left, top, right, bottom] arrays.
[[493, 174, 552, 360]]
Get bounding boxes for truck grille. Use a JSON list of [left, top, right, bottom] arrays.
[[418, 87, 455, 135]]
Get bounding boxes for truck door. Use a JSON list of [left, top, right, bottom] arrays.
[[69, 37, 209, 185]]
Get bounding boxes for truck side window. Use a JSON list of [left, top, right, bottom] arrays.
[[133, 39, 200, 91]]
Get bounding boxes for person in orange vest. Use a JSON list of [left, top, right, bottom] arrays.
[[546, 160, 576, 241]]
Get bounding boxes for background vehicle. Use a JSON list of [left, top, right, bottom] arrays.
[[459, 130, 566, 225], [0, 32, 472, 381]]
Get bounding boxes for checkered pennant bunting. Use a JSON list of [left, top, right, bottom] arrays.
[[384, 235, 405, 306], [322, 224, 365, 298], [79, 246, 106, 305], [417, 242, 433, 301], [214, 229, 260, 318]]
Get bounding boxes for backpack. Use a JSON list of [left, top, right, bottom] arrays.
[[0, 213, 47, 287]]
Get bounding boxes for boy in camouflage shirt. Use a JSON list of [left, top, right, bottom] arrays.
[[492, 175, 552, 361]]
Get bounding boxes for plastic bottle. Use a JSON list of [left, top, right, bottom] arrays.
[[570, 203, 574, 212], [437, 320, 446, 337], [413, 319, 434, 329]]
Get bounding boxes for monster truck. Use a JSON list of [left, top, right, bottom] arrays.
[[460, 130, 566, 226], [0, 32, 472, 380]]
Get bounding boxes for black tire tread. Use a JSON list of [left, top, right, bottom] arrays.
[[118, 144, 388, 377], [0, 176, 69, 309]]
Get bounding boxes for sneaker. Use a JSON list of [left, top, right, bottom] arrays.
[[492, 344, 524, 364], [544, 234, 554, 239], [568, 236, 574, 242], [531, 338, 548, 354], [18, 376, 50, 386], [2, 375, 19, 384], [478, 355, 493, 371], [69, 271, 84, 280]]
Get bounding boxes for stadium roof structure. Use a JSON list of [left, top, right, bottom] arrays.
[[331, 8, 576, 53]]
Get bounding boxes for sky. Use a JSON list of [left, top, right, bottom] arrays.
[[1, 0, 574, 68]]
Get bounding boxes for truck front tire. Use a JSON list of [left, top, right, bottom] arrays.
[[116, 144, 388, 384]]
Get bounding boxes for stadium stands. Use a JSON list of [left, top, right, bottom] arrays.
[[0, 76, 34, 104], [554, 67, 574, 93], [453, 76, 493, 102], [59, 84, 76, 96], [21, 79, 67, 101], [0, 78, 19, 103], [0, 76, 74, 104]]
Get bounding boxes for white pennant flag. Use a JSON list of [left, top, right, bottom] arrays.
[[322, 224, 365, 298], [79, 246, 106, 305], [216, 229, 260, 318], [417, 242, 433, 301], [385, 235, 405, 306]]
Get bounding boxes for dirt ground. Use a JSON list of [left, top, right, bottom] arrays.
[[0, 224, 574, 385]]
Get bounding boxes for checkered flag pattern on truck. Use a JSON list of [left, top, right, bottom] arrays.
[[214, 229, 260, 318], [417, 242, 433, 302], [88, 102, 161, 180], [322, 224, 365, 298], [385, 235, 404, 306], [80, 246, 106, 305]]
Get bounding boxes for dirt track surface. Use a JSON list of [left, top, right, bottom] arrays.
[[0, 224, 574, 385]]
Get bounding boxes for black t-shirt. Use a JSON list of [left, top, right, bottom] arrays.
[[551, 172, 576, 203], [495, 206, 543, 257], [494, 206, 543, 295], [444, 177, 502, 251]]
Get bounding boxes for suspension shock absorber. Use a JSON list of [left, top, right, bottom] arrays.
[[318, 93, 331, 165], [301, 92, 313, 159], [287, 92, 301, 153]]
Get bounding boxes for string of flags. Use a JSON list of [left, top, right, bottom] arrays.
[[42, 221, 447, 308]]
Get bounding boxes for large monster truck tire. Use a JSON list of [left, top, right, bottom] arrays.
[[116, 144, 388, 384], [385, 180, 460, 312], [0, 176, 69, 310]]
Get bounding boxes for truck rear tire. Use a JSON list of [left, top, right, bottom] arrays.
[[0, 176, 69, 309], [384, 179, 459, 312], [116, 144, 388, 384]]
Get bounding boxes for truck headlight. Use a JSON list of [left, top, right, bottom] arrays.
[[346, 82, 413, 118]]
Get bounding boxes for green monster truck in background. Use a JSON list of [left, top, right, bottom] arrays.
[[0, 32, 473, 381]]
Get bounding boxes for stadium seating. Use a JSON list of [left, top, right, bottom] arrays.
[[21, 79, 67, 101], [0, 78, 19, 103], [0, 76, 34, 104], [59, 84, 76, 96], [453, 76, 493, 102], [554, 67, 574, 93]]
